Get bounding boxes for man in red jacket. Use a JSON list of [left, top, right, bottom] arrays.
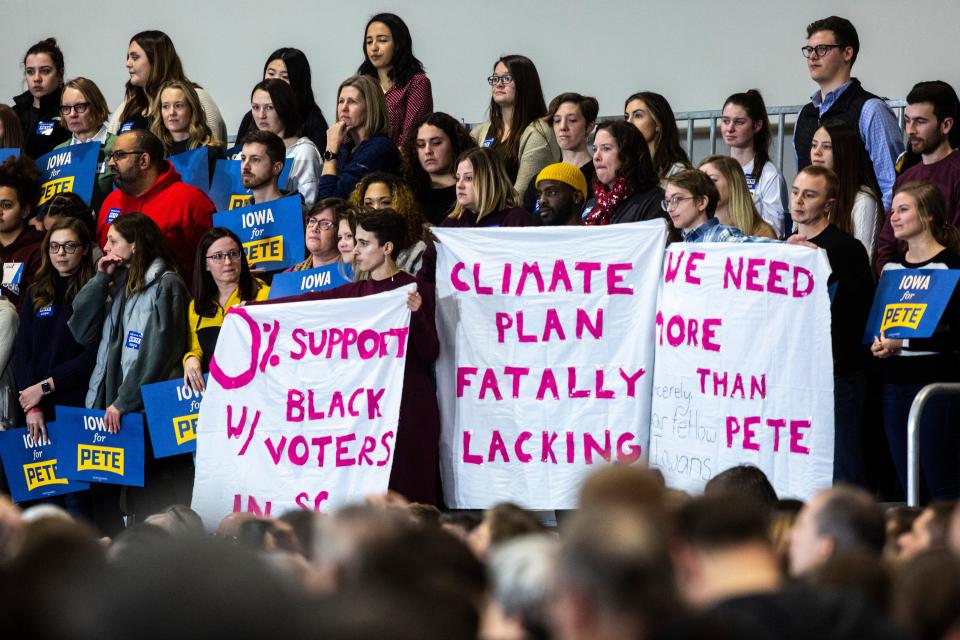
[[0, 155, 44, 309], [97, 129, 215, 282]]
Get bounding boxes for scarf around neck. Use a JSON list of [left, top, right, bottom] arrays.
[[584, 177, 633, 225]]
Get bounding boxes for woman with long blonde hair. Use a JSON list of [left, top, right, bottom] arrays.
[[698, 156, 776, 238]]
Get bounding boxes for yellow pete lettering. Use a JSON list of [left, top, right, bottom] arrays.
[[78, 445, 124, 475], [880, 303, 926, 332], [173, 414, 198, 445], [39, 177, 75, 205], [229, 195, 253, 210], [243, 236, 283, 262], [23, 459, 68, 491]]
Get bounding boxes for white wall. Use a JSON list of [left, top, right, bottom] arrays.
[[1, 0, 956, 144]]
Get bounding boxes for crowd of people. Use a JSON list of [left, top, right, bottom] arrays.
[[0, 11, 958, 637]]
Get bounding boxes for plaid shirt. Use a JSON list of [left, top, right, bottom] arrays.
[[682, 218, 748, 243]]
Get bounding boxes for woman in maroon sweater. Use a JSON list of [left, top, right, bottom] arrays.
[[266, 209, 441, 505]]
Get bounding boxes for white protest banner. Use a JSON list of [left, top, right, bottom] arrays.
[[649, 243, 834, 499], [191, 287, 412, 527], [435, 221, 667, 509]]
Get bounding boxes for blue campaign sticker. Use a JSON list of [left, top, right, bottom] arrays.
[[119, 121, 135, 133], [34, 141, 100, 212], [268, 262, 353, 299], [169, 146, 211, 193], [48, 406, 145, 486], [0, 427, 89, 503], [213, 195, 305, 272], [140, 377, 205, 458], [483, 137, 495, 148], [2, 262, 23, 286], [208, 158, 293, 212], [863, 268, 960, 342], [0, 148, 21, 163], [125, 331, 143, 350], [36, 304, 54, 318], [36, 121, 55, 136], [106, 207, 121, 224]]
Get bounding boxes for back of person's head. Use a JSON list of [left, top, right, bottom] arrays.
[[64, 76, 110, 128], [578, 464, 665, 513], [893, 549, 960, 640], [142, 504, 204, 537], [0, 154, 41, 218], [451, 146, 517, 220], [106, 523, 171, 563], [241, 128, 286, 166], [704, 464, 778, 512], [252, 78, 300, 138], [807, 550, 891, 614], [896, 180, 960, 252], [806, 16, 860, 64], [553, 507, 680, 637], [264, 47, 320, 116], [488, 534, 557, 639], [110, 211, 181, 292], [595, 119, 659, 191], [337, 74, 389, 137], [125, 128, 166, 171], [358, 13, 425, 88], [0, 104, 24, 150], [675, 495, 771, 551], [666, 168, 720, 218], [624, 91, 691, 178], [814, 485, 885, 556], [279, 509, 319, 561], [401, 111, 476, 194]]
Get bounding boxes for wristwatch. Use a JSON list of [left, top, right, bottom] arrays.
[[322, 149, 338, 162], [41, 379, 53, 395]]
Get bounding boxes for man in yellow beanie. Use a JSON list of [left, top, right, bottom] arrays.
[[535, 163, 587, 226]]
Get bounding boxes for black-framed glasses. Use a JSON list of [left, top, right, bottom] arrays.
[[487, 74, 514, 86], [206, 250, 242, 263], [306, 218, 335, 230], [49, 241, 84, 254], [60, 102, 90, 115], [801, 44, 844, 59], [109, 150, 146, 161], [661, 196, 697, 211]]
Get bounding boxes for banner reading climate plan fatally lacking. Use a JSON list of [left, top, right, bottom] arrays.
[[191, 288, 412, 527], [650, 243, 835, 499], [435, 221, 667, 509]]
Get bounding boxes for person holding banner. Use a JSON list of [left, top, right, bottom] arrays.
[[417, 147, 537, 282], [358, 13, 433, 147], [809, 120, 884, 261], [320, 75, 401, 200], [0, 154, 44, 309], [250, 79, 322, 208], [109, 31, 226, 141], [265, 209, 440, 505], [349, 171, 428, 273], [872, 181, 960, 501], [54, 77, 116, 213], [14, 217, 97, 443], [697, 156, 777, 239], [69, 213, 190, 532], [13, 38, 70, 159], [583, 121, 665, 226], [150, 80, 225, 180], [0, 104, 25, 152], [401, 112, 476, 225], [234, 48, 329, 153], [183, 228, 268, 392]]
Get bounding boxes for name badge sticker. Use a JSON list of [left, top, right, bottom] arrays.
[[106, 207, 121, 224], [36, 121, 55, 136], [125, 331, 143, 350], [36, 304, 54, 318]]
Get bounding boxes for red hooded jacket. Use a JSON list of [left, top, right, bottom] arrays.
[[97, 161, 215, 282]]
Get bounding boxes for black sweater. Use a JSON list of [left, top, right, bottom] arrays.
[[12, 89, 70, 159]]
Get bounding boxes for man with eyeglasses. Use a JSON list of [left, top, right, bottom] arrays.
[[96, 129, 215, 281], [0, 154, 43, 309], [794, 16, 903, 211]]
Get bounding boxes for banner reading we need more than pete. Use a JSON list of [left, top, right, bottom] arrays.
[[435, 221, 667, 510], [191, 288, 412, 528]]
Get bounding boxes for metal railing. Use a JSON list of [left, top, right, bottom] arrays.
[[907, 382, 960, 506]]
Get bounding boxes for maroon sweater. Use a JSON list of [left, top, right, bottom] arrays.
[[0, 225, 43, 310], [262, 272, 442, 505]]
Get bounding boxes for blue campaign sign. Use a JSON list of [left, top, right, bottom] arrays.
[[141, 377, 204, 458], [0, 148, 21, 163], [0, 427, 89, 503], [267, 262, 353, 299], [213, 195, 305, 272], [34, 141, 100, 211], [169, 147, 210, 193], [208, 158, 293, 212], [48, 406, 145, 486], [863, 268, 960, 341]]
